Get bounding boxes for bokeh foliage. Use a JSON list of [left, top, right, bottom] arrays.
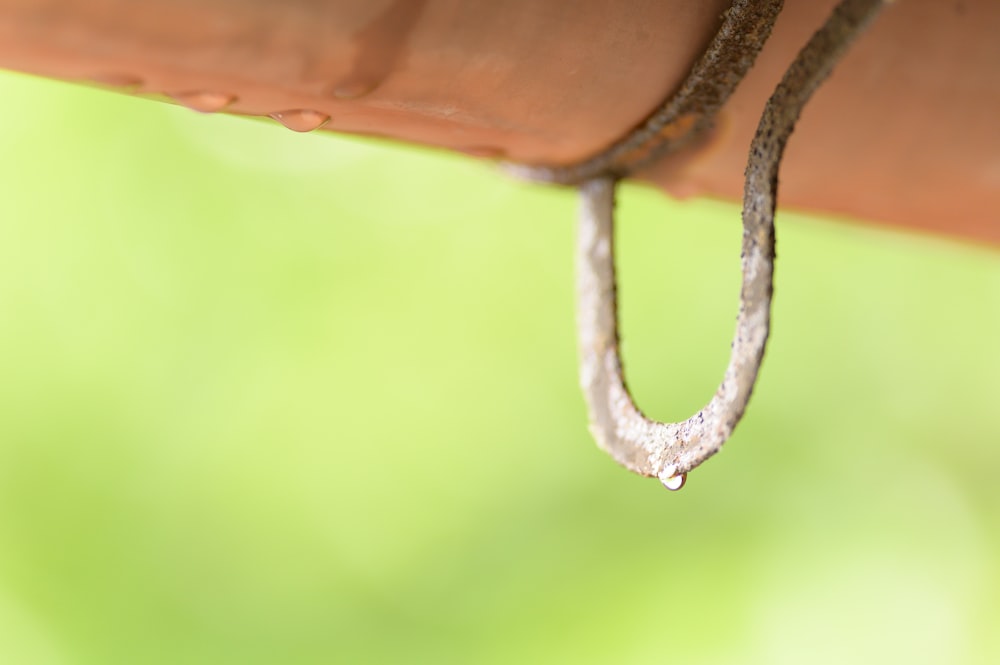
[[1, 71, 998, 665]]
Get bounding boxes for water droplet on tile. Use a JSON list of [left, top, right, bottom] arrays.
[[268, 109, 331, 132], [170, 90, 236, 113]]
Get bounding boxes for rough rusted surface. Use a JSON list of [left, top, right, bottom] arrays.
[[577, 0, 889, 486], [507, 0, 784, 184]]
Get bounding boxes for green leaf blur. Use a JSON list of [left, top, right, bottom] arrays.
[[0, 71, 998, 665]]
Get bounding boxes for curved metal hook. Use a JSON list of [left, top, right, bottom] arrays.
[[576, 0, 889, 489], [506, 0, 784, 185]]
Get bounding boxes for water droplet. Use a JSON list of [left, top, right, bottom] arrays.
[[170, 90, 236, 113], [268, 109, 331, 133], [661, 473, 687, 491], [331, 80, 376, 100], [658, 465, 687, 491]]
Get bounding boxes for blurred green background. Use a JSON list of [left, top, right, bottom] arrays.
[[0, 70, 998, 665]]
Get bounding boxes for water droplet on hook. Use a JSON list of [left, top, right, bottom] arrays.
[[170, 90, 236, 113], [661, 473, 687, 491], [268, 109, 331, 133], [658, 465, 687, 491]]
